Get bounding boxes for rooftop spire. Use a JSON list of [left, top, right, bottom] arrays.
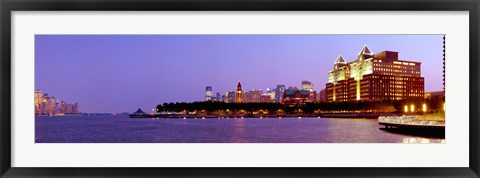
[[358, 45, 373, 56], [334, 55, 347, 64]]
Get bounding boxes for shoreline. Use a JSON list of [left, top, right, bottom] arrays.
[[129, 113, 405, 119]]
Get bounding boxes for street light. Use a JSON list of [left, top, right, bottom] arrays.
[[404, 105, 408, 113], [422, 103, 426, 113], [410, 104, 415, 113]]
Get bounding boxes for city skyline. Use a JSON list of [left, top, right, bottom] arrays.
[[35, 35, 444, 113]]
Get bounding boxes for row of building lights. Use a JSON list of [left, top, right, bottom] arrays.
[[403, 103, 446, 113]]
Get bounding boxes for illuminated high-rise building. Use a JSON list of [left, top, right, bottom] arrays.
[[301, 81, 316, 102], [236, 81, 243, 103], [266, 88, 276, 101], [205, 86, 212, 101], [301, 81, 313, 91], [326, 45, 424, 102], [34, 90, 43, 115], [275, 85, 286, 103]]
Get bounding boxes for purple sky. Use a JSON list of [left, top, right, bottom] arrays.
[[35, 35, 444, 113]]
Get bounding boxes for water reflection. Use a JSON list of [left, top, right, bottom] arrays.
[[402, 137, 446, 143], [232, 118, 246, 143]]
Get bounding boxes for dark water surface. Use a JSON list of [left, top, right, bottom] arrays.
[[35, 115, 445, 143]]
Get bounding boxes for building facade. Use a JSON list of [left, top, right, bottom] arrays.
[[282, 89, 309, 106], [275, 85, 286, 103], [326, 45, 424, 102]]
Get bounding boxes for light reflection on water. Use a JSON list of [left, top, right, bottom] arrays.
[[35, 115, 445, 143], [402, 137, 445, 144]]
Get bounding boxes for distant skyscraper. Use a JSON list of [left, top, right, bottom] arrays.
[[216, 92, 221, 102], [236, 82, 243, 103], [34, 90, 43, 115], [266, 88, 276, 101], [275, 85, 286, 103], [301, 81, 314, 91], [301, 81, 316, 102], [226, 91, 236, 103], [205, 86, 212, 101]]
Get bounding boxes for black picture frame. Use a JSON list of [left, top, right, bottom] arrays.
[[1, 0, 479, 177]]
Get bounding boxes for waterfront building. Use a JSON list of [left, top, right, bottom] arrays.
[[236, 82, 243, 103], [319, 88, 327, 102], [275, 85, 286, 103], [282, 89, 309, 106], [326, 45, 424, 102], [216, 92, 221, 102], [425, 91, 445, 99], [205, 86, 212, 101]]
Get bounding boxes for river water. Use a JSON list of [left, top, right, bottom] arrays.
[[35, 115, 445, 143]]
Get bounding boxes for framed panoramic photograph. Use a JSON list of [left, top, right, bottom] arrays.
[[1, 0, 479, 177]]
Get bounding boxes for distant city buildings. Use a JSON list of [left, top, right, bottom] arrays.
[[326, 45, 425, 102], [200, 46, 429, 105], [204, 81, 319, 105], [34, 89, 79, 115], [243, 89, 262, 103]]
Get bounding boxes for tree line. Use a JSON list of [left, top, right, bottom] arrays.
[[156, 96, 444, 114]]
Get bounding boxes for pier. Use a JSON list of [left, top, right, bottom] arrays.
[[378, 115, 445, 137]]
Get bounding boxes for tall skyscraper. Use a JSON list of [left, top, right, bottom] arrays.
[[326, 45, 424, 102], [205, 86, 212, 101], [275, 85, 286, 103], [236, 82, 243, 103], [34, 90, 43, 115]]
